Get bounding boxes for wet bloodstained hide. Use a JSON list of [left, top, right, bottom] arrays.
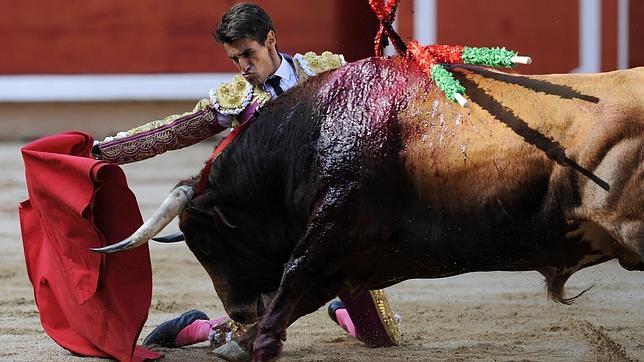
[[313, 56, 432, 185]]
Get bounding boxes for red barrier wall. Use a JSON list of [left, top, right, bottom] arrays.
[[0, 0, 377, 74], [1, 0, 642, 75]]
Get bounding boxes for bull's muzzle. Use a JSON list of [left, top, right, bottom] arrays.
[[228, 292, 273, 325], [91, 185, 194, 253]]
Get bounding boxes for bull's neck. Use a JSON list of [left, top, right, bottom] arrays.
[[211, 93, 319, 213]]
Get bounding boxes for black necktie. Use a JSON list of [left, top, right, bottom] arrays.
[[267, 76, 284, 96]]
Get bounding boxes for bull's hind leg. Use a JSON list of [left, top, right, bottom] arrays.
[[252, 184, 386, 361]]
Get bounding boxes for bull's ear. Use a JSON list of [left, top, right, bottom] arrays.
[[181, 206, 214, 225], [181, 205, 236, 229], [213, 207, 236, 228], [186, 194, 235, 228]]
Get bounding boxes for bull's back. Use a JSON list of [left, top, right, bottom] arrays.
[[395, 65, 643, 255], [399, 66, 641, 196]]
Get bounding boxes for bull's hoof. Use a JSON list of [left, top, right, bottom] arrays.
[[252, 330, 285, 362], [212, 340, 251, 362]]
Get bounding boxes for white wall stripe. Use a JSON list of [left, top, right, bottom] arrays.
[[572, 0, 601, 73], [0, 73, 236, 102], [383, 15, 399, 56], [413, 0, 436, 45], [618, 0, 630, 69]]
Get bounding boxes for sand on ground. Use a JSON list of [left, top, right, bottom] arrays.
[[2, 141, 642, 361]]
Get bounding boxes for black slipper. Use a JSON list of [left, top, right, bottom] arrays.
[[327, 300, 346, 325], [143, 309, 209, 348]]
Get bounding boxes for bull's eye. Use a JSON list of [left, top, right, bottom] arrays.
[[184, 231, 214, 257], [198, 242, 212, 256]]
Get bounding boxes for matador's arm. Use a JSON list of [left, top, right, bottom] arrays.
[[92, 98, 230, 164]]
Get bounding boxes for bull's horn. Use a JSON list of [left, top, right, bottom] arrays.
[[91, 185, 194, 254], [152, 231, 185, 243]]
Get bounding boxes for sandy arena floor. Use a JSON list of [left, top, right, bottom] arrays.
[[1, 141, 642, 361]]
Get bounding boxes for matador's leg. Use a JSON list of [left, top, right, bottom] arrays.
[[337, 289, 401, 347]]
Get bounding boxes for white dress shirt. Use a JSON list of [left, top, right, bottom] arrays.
[[263, 53, 299, 98]]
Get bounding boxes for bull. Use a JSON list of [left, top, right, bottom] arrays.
[[95, 56, 644, 361]]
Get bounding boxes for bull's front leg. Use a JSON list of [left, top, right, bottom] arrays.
[[252, 257, 345, 361], [252, 187, 356, 361], [214, 275, 342, 361]]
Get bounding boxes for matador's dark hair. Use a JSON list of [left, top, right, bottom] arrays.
[[214, 3, 275, 45]]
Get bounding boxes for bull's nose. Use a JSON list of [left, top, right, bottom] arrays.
[[229, 311, 253, 324]]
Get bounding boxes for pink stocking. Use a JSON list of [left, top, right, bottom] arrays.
[[175, 316, 229, 347], [335, 308, 357, 338]]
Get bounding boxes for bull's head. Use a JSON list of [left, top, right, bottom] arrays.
[[92, 185, 284, 324], [179, 194, 284, 324]]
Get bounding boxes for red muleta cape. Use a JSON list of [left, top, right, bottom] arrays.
[[19, 131, 162, 361]]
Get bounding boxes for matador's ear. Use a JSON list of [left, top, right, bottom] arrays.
[[266, 30, 276, 50]]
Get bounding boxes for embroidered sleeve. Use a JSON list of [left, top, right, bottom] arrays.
[[293, 51, 346, 77], [94, 98, 225, 164]]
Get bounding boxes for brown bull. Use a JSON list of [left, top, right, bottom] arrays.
[[96, 57, 643, 361]]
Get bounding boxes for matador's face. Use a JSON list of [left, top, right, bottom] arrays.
[[223, 30, 280, 86]]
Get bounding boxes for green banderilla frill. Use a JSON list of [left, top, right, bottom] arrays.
[[462, 46, 519, 68], [430, 64, 465, 102]]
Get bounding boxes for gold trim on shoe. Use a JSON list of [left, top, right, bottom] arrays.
[[370, 289, 402, 345]]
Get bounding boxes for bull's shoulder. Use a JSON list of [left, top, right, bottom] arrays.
[[293, 51, 346, 81]]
